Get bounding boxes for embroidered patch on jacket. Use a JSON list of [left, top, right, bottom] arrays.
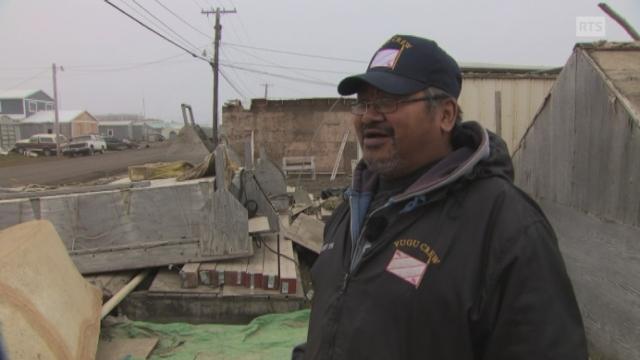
[[385, 249, 428, 288], [369, 49, 401, 69]]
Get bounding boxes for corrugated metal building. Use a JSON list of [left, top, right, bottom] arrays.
[[458, 64, 559, 153], [512, 42, 640, 360], [19, 110, 99, 139]]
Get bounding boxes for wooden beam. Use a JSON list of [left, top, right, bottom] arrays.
[[0, 181, 151, 201], [179, 263, 200, 289]]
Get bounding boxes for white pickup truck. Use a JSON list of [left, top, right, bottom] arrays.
[[63, 134, 107, 156]]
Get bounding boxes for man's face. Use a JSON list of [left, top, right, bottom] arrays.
[[353, 85, 453, 178]]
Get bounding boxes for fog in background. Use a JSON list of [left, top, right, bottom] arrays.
[[0, 0, 638, 125]]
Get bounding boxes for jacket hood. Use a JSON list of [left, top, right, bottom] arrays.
[[351, 121, 514, 203]]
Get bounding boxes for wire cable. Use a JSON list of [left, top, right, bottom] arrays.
[[104, 0, 210, 63], [152, 0, 212, 40], [65, 52, 188, 71], [1, 69, 49, 92], [130, 0, 202, 53], [224, 44, 326, 83], [219, 68, 247, 99], [220, 60, 351, 75], [222, 42, 367, 64], [220, 49, 256, 98], [221, 63, 336, 87]]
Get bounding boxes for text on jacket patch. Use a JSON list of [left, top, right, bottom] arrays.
[[393, 239, 441, 265]]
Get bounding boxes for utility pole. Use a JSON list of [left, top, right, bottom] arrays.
[[52, 63, 62, 157], [202, 7, 236, 147], [261, 83, 272, 99]]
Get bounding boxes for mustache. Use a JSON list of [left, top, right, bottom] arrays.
[[361, 123, 395, 136]]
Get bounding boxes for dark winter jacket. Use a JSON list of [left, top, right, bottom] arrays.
[[297, 121, 588, 360]]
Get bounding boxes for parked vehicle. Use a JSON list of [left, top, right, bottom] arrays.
[[12, 134, 68, 156], [104, 137, 137, 150], [63, 134, 107, 156]]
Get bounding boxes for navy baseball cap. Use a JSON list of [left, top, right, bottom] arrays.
[[338, 35, 462, 98]]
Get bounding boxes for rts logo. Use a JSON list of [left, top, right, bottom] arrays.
[[576, 16, 606, 37]]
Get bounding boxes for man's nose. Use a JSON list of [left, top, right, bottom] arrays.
[[361, 105, 385, 123]]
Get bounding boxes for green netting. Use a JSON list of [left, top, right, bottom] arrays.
[[101, 309, 309, 360]]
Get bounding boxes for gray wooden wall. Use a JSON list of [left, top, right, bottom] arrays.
[[513, 49, 640, 227], [512, 48, 640, 360]]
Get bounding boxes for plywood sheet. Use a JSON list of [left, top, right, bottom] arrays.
[[0, 220, 102, 359], [283, 213, 324, 254]]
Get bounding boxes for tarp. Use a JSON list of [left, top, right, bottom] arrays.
[[101, 309, 310, 359]]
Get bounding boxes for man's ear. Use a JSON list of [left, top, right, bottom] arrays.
[[439, 99, 458, 133]]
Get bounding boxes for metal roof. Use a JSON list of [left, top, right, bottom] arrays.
[[98, 120, 133, 126], [21, 110, 87, 124], [0, 89, 41, 99]]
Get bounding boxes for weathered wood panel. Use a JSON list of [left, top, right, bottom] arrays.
[[514, 49, 640, 227], [0, 178, 252, 274], [513, 46, 640, 359], [0, 198, 35, 229]]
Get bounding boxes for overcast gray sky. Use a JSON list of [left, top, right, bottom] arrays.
[[0, 0, 638, 125]]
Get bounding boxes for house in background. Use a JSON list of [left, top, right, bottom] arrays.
[[98, 120, 134, 140], [19, 110, 99, 139], [0, 90, 54, 120], [0, 115, 21, 151]]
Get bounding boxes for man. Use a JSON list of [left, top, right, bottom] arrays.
[[295, 35, 588, 359]]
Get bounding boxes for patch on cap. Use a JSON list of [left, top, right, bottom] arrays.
[[369, 48, 401, 69]]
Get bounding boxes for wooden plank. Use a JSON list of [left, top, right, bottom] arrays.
[[0, 181, 151, 201], [254, 155, 289, 211], [283, 213, 324, 254], [5, 178, 253, 274], [261, 234, 280, 290], [248, 216, 271, 234], [84, 271, 136, 298], [0, 198, 36, 230], [279, 236, 298, 295], [209, 188, 250, 256], [72, 241, 249, 275], [246, 240, 265, 289], [179, 263, 200, 289], [243, 172, 280, 232], [198, 262, 219, 287], [96, 338, 159, 360]]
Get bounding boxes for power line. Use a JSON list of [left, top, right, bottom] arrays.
[[117, 0, 199, 54], [221, 63, 336, 87], [130, 0, 202, 53], [220, 49, 256, 98], [152, 0, 212, 40], [222, 42, 367, 63], [224, 44, 326, 83], [66, 52, 188, 71], [219, 68, 247, 99], [220, 60, 352, 75], [1, 69, 49, 92], [104, 0, 209, 63]]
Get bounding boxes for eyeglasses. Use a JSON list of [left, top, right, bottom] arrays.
[[350, 95, 449, 115]]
